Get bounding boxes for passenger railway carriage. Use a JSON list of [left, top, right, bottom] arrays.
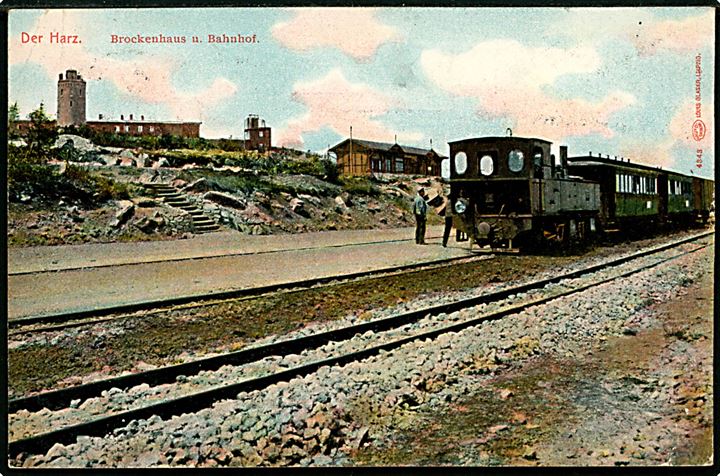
[[444, 135, 713, 250]]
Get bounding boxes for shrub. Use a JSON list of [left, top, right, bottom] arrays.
[[7, 146, 58, 201], [340, 177, 379, 196]]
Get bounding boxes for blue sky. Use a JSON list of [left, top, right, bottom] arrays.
[[8, 7, 714, 177]]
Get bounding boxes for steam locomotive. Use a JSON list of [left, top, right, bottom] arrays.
[[443, 135, 713, 249]]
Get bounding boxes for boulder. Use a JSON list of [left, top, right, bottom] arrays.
[[54, 134, 97, 153], [139, 170, 160, 184], [100, 155, 120, 166], [153, 158, 170, 169], [367, 201, 381, 213], [135, 154, 148, 168], [119, 149, 137, 160], [111, 201, 135, 227], [297, 193, 321, 206], [204, 191, 246, 210], [290, 198, 310, 217], [183, 178, 210, 192], [134, 198, 157, 208], [334, 196, 347, 209]]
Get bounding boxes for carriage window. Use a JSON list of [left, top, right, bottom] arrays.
[[454, 152, 467, 175], [508, 149, 524, 172], [480, 155, 494, 176]]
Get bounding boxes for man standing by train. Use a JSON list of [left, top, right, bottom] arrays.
[[413, 188, 428, 244]]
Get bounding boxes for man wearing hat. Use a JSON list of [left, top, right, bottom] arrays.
[[412, 188, 428, 244]]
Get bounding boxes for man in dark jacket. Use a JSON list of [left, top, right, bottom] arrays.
[[412, 188, 428, 244], [437, 197, 453, 247]]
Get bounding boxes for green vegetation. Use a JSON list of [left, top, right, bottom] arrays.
[[61, 125, 214, 151], [340, 176, 380, 196], [8, 104, 130, 206]]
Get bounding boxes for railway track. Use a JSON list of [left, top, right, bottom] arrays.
[[8, 230, 712, 457], [9, 252, 486, 333]]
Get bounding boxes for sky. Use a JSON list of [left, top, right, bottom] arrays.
[[8, 7, 715, 177]]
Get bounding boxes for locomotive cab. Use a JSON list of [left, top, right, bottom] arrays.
[[448, 136, 600, 249]]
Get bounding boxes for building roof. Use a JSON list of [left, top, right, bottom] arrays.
[[567, 155, 713, 180], [448, 136, 552, 145], [330, 138, 445, 158], [86, 120, 202, 125]]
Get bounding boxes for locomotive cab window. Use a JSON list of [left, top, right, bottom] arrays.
[[479, 154, 494, 176], [454, 151, 468, 175], [508, 149, 524, 173]]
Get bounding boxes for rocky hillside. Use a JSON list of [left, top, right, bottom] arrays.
[[8, 135, 447, 247]]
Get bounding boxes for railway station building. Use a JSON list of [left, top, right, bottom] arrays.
[[330, 138, 445, 177]]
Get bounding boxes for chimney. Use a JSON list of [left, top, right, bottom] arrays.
[[560, 145, 568, 171], [59, 73, 63, 80], [129, 114, 134, 121], [121, 114, 124, 120]]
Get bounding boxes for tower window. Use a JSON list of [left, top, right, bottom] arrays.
[[70, 100, 73, 106]]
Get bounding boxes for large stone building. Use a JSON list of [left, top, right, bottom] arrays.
[[60, 69, 202, 137], [57, 70, 86, 127], [330, 138, 445, 176]]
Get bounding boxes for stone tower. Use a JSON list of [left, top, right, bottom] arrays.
[[57, 69, 86, 126]]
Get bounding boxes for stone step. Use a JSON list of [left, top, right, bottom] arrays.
[[144, 183, 220, 233], [145, 185, 175, 191], [194, 225, 220, 233], [193, 219, 216, 226]]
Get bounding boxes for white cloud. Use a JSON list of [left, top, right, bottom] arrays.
[[632, 9, 714, 56], [272, 8, 400, 61], [556, 8, 714, 56], [276, 68, 421, 148], [421, 39, 635, 140]]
